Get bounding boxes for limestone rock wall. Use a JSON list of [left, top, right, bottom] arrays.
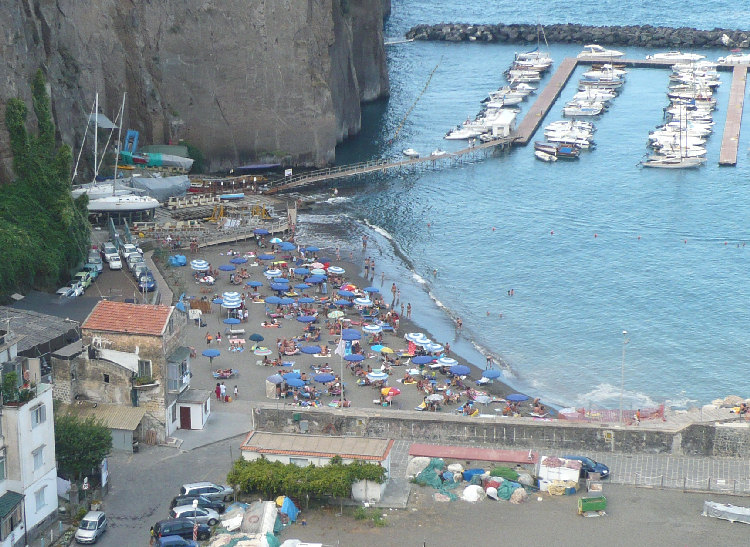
[[0, 0, 390, 181]]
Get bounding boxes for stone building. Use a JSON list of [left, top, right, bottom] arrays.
[[52, 301, 209, 446]]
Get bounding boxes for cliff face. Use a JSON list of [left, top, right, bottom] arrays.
[[0, 0, 390, 180]]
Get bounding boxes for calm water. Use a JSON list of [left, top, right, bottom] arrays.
[[298, 3, 750, 409]]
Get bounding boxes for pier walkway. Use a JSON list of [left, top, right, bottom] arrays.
[[719, 64, 747, 166]]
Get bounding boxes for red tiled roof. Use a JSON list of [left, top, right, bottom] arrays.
[[82, 301, 172, 336], [409, 443, 538, 464]]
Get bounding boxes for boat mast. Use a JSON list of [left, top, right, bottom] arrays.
[[112, 93, 127, 195], [93, 92, 98, 179]]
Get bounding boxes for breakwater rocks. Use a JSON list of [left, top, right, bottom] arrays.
[[406, 23, 750, 49]]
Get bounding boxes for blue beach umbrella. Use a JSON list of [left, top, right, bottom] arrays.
[[363, 324, 382, 334], [367, 371, 389, 382], [219, 264, 236, 271], [310, 268, 327, 276], [258, 254, 275, 260], [304, 245, 320, 252], [298, 297, 315, 304], [483, 369, 502, 379], [265, 269, 283, 278], [294, 267, 310, 275], [306, 275, 326, 284], [371, 344, 384, 352], [335, 299, 353, 307], [267, 374, 283, 385], [230, 257, 248, 264], [223, 318, 241, 325], [202, 349, 221, 364], [286, 378, 305, 388], [363, 286, 380, 293], [280, 242, 296, 251], [327, 266, 345, 275], [249, 333, 264, 342], [295, 283, 311, 290], [300, 345, 322, 354], [269, 237, 282, 244], [222, 291, 240, 300], [246, 280, 263, 288], [412, 355, 434, 365], [341, 329, 361, 341], [337, 289, 355, 297], [279, 297, 295, 305], [212, 298, 223, 305], [265, 295, 282, 304], [344, 353, 365, 362], [190, 259, 210, 271], [506, 393, 530, 402], [271, 283, 290, 291], [283, 372, 301, 380], [296, 315, 317, 323], [449, 364, 471, 376], [438, 356, 458, 366], [314, 373, 335, 383], [254, 228, 269, 235]]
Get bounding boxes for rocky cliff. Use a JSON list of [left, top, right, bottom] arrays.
[[0, 0, 390, 180]]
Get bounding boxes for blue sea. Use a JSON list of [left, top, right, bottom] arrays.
[[297, 2, 750, 410]]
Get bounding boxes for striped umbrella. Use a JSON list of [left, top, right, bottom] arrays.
[[190, 259, 209, 271], [363, 324, 382, 334], [327, 266, 345, 275]]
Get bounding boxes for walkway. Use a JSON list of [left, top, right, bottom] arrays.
[[719, 64, 748, 166]]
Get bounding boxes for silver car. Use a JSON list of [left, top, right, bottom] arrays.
[[169, 505, 219, 526], [75, 511, 107, 544]]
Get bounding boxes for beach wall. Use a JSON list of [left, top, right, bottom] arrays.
[[405, 23, 750, 49], [253, 404, 750, 457]]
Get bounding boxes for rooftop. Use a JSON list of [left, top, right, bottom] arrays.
[[0, 305, 78, 354], [57, 402, 146, 431], [241, 431, 393, 461], [82, 301, 173, 336]]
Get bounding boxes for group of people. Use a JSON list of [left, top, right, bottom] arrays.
[[214, 381, 238, 402]]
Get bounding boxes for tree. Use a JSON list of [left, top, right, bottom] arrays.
[[54, 414, 112, 480]]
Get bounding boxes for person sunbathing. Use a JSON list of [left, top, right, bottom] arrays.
[[319, 345, 330, 356]]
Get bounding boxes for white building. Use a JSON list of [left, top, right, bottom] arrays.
[[0, 329, 58, 547]]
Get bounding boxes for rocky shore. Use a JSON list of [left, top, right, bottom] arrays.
[[406, 22, 750, 49]]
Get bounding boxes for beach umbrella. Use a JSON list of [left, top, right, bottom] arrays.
[[449, 364, 471, 376], [311, 262, 325, 269], [258, 254, 275, 260], [279, 297, 295, 305], [280, 242, 296, 251], [254, 228, 269, 235], [334, 299, 353, 307], [305, 246, 320, 253], [425, 343, 444, 353], [337, 289, 355, 297], [286, 378, 305, 388], [437, 357, 458, 366], [223, 291, 241, 300], [212, 298, 224, 305], [294, 267, 310, 275], [412, 355, 434, 365], [269, 237, 282, 244], [405, 332, 428, 343], [354, 297, 373, 307], [264, 269, 283, 278], [295, 283, 311, 290], [344, 353, 365, 362], [271, 282, 290, 291], [296, 315, 317, 323], [314, 373, 335, 383], [306, 275, 326, 284], [222, 298, 242, 309], [371, 344, 384, 352], [219, 264, 236, 271], [426, 393, 444, 402], [363, 286, 380, 293], [282, 372, 301, 380], [310, 268, 327, 276], [506, 393, 529, 402], [230, 257, 248, 264], [254, 347, 272, 356], [202, 349, 221, 364], [483, 369, 502, 380], [363, 324, 382, 334], [341, 329, 361, 341], [298, 297, 315, 304], [190, 259, 209, 271], [300, 345, 322, 354], [415, 338, 433, 347], [265, 295, 282, 304], [328, 310, 344, 319], [318, 257, 332, 263], [249, 333, 264, 342], [380, 347, 394, 354], [327, 266, 345, 275], [341, 284, 357, 291], [223, 318, 241, 325], [246, 280, 263, 288], [367, 371, 389, 382], [381, 387, 401, 397], [266, 374, 283, 385]]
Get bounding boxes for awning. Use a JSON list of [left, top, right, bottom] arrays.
[[0, 491, 23, 518], [167, 346, 191, 364]]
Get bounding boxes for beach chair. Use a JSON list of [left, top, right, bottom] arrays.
[[415, 401, 427, 411]]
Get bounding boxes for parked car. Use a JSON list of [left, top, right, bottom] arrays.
[[75, 510, 107, 544], [109, 256, 123, 270], [87, 251, 103, 272], [151, 519, 210, 542], [74, 270, 94, 289], [100, 242, 118, 263], [127, 253, 145, 272], [170, 494, 225, 514], [179, 482, 234, 502], [138, 270, 157, 292], [56, 281, 83, 298], [83, 263, 100, 280], [563, 455, 610, 479], [170, 505, 220, 526], [155, 536, 198, 547], [120, 243, 141, 260], [133, 263, 149, 280]]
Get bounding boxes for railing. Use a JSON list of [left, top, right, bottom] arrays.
[[632, 473, 750, 495]]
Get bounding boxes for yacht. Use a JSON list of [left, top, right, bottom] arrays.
[[87, 194, 160, 213], [647, 51, 706, 62], [641, 154, 705, 168], [577, 44, 625, 59], [402, 148, 420, 158], [717, 52, 750, 64]]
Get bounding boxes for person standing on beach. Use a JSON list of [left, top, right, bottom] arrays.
[[362, 235, 368, 250], [234, 385, 239, 400], [364, 257, 370, 276], [220, 382, 226, 402], [215, 383, 221, 401], [381, 271, 385, 286], [400, 303, 405, 317], [336, 246, 341, 260], [396, 289, 401, 305], [391, 283, 397, 301], [407, 303, 411, 319]]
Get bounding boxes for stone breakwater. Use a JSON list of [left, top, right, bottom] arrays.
[[406, 23, 750, 49]]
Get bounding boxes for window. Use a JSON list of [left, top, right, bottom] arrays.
[[290, 457, 309, 467], [138, 359, 152, 378], [0, 450, 6, 481], [167, 360, 189, 392], [34, 486, 46, 512], [103, 373, 109, 383], [171, 404, 177, 423], [32, 446, 44, 471], [31, 404, 46, 428]]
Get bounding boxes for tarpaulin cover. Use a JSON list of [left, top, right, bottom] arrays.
[[496, 480, 521, 500], [462, 468, 485, 482], [703, 501, 750, 524], [266, 532, 281, 547], [416, 458, 459, 501], [280, 497, 299, 522], [490, 466, 520, 481]]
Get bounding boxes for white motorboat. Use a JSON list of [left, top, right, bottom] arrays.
[[506, 70, 541, 82], [717, 52, 750, 64], [485, 96, 524, 108], [647, 51, 706, 62], [534, 150, 558, 162], [546, 135, 593, 149], [430, 149, 449, 158], [444, 127, 484, 140], [545, 120, 596, 132], [582, 65, 628, 80], [87, 194, 160, 213], [402, 148, 420, 158], [563, 102, 604, 117], [577, 44, 625, 59], [572, 89, 616, 103]]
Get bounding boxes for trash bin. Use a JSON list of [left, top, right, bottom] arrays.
[[299, 420, 309, 433]]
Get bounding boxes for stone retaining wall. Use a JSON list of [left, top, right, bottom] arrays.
[[406, 23, 750, 49]]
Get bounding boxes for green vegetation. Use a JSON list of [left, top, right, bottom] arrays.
[[181, 140, 205, 174], [54, 413, 112, 480], [227, 455, 386, 500], [0, 69, 90, 299], [353, 506, 387, 526]]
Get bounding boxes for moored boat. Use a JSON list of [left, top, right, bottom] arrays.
[[402, 148, 420, 158]]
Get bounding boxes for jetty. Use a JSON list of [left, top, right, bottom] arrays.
[[719, 64, 748, 166]]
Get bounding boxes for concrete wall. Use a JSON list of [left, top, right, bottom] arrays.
[[251, 404, 743, 458]]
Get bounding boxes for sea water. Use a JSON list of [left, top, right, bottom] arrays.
[[297, 2, 750, 409]]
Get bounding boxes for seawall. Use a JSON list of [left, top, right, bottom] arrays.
[[406, 23, 750, 49], [252, 403, 750, 458]]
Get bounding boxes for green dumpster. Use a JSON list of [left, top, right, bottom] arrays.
[[578, 496, 607, 514]]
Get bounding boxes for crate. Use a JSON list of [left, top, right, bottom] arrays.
[[578, 496, 607, 514], [587, 479, 603, 493]]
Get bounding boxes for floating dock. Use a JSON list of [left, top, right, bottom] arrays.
[[719, 65, 747, 166]]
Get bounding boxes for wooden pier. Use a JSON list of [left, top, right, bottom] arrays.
[[719, 64, 747, 166], [512, 57, 579, 145]]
